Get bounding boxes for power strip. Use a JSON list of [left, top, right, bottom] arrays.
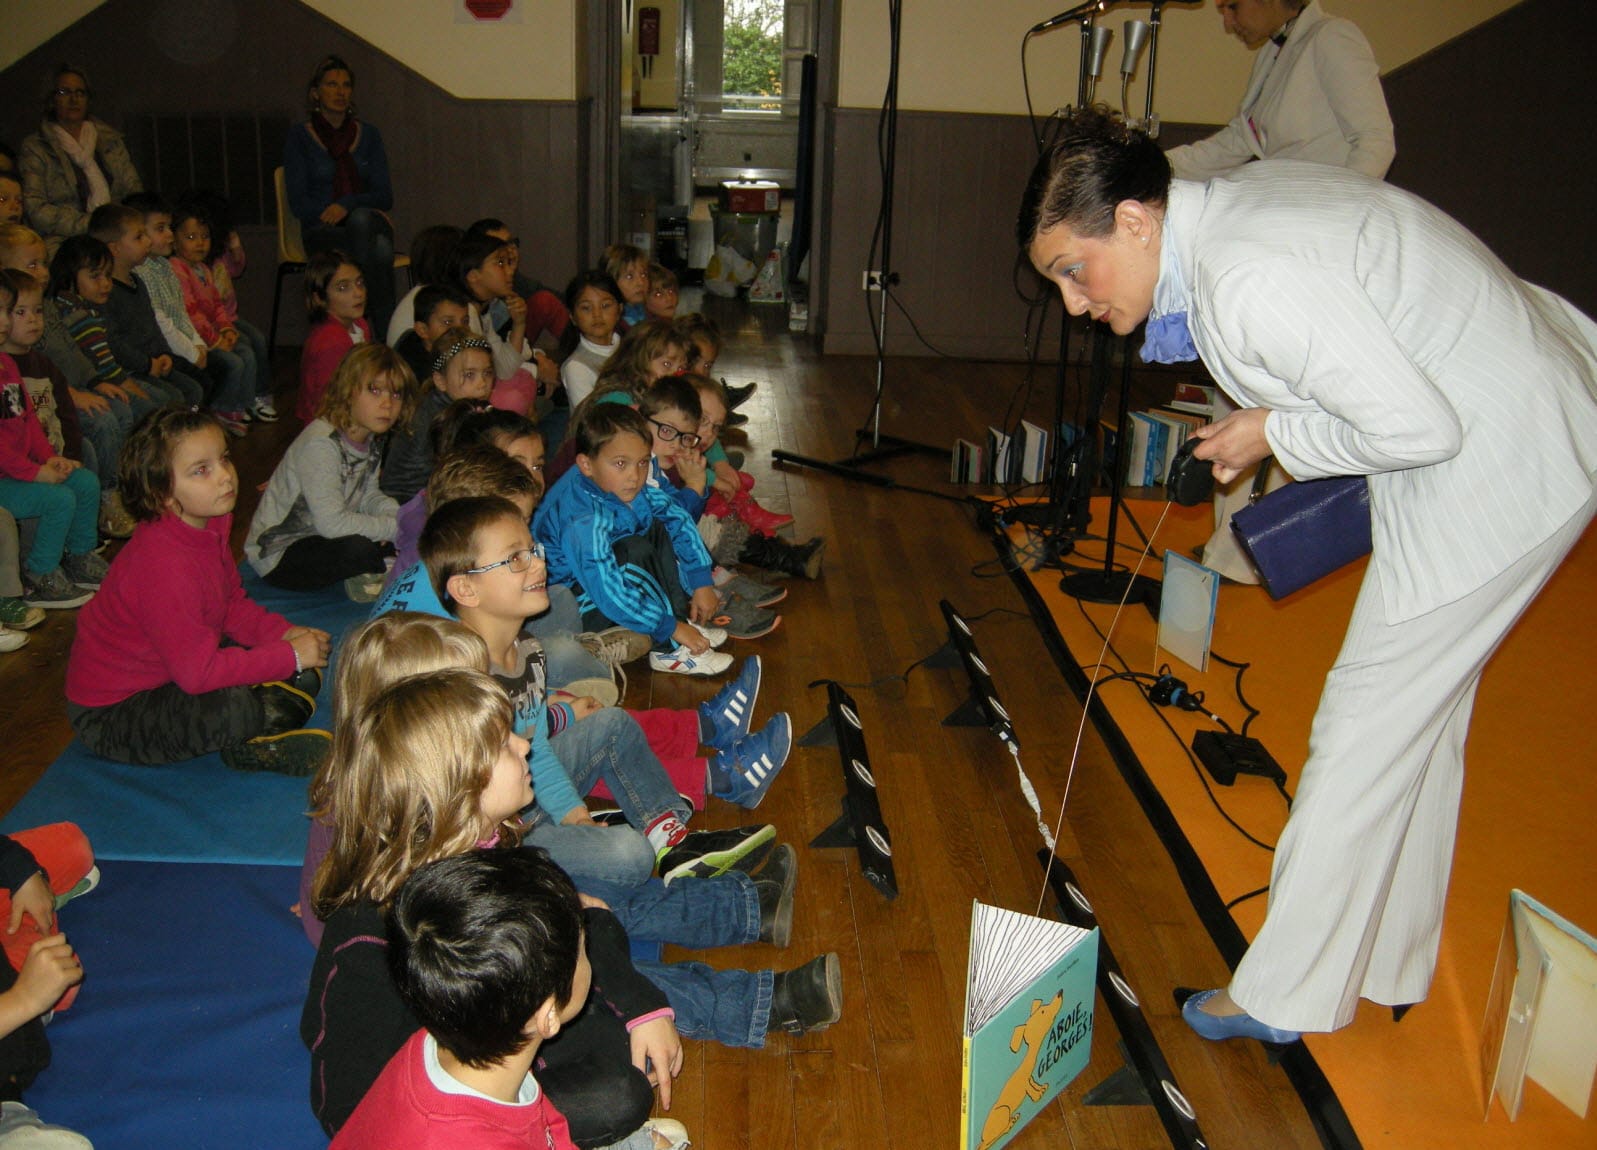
[[1191, 731, 1287, 787]]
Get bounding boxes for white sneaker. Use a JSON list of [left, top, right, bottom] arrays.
[[252, 399, 280, 422], [0, 626, 27, 653], [691, 621, 728, 647], [649, 644, 734, 676], [643, 1118, 691, 1150]]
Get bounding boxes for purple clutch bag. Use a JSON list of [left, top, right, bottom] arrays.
[[1230, 474, 1371, 600]]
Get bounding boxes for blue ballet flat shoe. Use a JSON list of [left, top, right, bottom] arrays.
[[1179, 988, 1301, 1047]]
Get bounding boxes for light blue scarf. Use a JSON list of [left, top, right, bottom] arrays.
[[1140, 212, 1199, 364]]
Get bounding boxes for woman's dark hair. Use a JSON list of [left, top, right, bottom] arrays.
[[118, 407, 225, 522], [465, 218, 509, 240], [46, 234, 112, 298], [1015, 106, 1171, 248], [307, 55, 356, 116], [409, 225, 465, 286], [44, 65, 91, 118], [304, 248, 356, 324]]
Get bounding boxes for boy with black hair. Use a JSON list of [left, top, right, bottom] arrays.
[[330, 849, 690, 1149], [534, 404, 732, 677], [124, 193, 212, 376], [450, 234, 554, 397], [393, 282, 472, 386]]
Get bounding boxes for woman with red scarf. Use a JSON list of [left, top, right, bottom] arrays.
[[283, 55, 397, 337]]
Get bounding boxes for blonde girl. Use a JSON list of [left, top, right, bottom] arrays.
[[246, 344, 415, 596]]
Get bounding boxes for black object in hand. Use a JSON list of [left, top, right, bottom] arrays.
[[1166, 438, 1215, 506]]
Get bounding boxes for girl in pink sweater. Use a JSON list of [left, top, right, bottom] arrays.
[[65, 407, 332, 774], [296, 250, 373, 422]]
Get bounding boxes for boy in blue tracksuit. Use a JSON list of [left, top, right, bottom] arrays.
[[533, 403, 731, 677]]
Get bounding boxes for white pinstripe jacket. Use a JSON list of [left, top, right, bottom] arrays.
[[1163, 165, 1597, 623]]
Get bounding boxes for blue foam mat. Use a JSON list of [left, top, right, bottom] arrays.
[[2, 569, 369, 866], [26, 860, 326, 1149]]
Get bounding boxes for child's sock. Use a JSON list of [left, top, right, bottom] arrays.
[[644, 812, 689, 855]]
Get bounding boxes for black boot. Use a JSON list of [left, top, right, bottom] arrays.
[[753, 844, 797, 947], [255, 676, 318, 735], [724, 381, 757, 409], [739, 534, 825, 580], [768, 953, 842, 1034]]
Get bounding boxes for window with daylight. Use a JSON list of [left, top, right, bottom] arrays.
[[722, 0, 783, 112]]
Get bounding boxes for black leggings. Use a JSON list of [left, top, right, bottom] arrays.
[[263, 535, 387, 591], [68, 682, 266, 765]]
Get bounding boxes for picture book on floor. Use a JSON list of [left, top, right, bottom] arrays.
[[961, 900, 1099, 1150]]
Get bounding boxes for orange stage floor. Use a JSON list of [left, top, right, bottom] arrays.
[[998, 497, 1597, 1148]]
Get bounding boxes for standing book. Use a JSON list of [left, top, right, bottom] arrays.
[[961, 901, 1099, 1150]]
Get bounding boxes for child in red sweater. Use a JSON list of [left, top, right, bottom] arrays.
[[297, 250, 373, 422], [0, 274, 104, 608], [65, 407, 332, 774]]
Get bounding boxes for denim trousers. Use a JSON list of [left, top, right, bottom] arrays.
[[523, 818, 657, 889], [549, 707, 691, 828], [71, 402, 123, 489], [232, 318, 271, 396], [585, 872, 772, 1048], [0, 468, 100, 576], [141, 367, 205, 407], [203, 345, 257, 412], [527, 583, 610, 687]]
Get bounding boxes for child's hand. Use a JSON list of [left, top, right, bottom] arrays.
[[675, 447, 708, 491], [713, 471, 739, 500], [504, 292, 528, 330], [33, 461, 66, 484], [531, 348, 559, 388], [577, 891, 611, 911], [629, 1016, 684, 1110], [284, 625, 331, 670], [149, 354, 173, 377], [193, 347, 209, 369], [561, 806, 599, 827], [95, 382, 129, 404], [319, 203, 349, 225], [70, 389, 111, 415], [11, 934, 82, 1018], [217, 329, 239, 351], [688, 585, 721, 625], [8, 872, 56, 937], [566, 696, 604, 720], [672, 620, 710, 654]]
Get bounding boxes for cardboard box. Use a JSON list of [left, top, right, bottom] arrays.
[[721, 180, 780, 214]]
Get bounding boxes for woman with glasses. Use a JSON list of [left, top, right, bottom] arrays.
[[283, 54, 398, 338], [18, 65, 144, 256]]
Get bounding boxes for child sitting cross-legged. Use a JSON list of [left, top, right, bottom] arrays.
[[303, 660, 841, 1142], [0, 272, 105, 610], [329, 848, 691, 1150], [65, 407, 332, 774], [419, 495, 792, 879], [246, 344, 414, 601], [535, 403, 732, 677]]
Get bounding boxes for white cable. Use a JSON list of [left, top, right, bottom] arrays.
[[1006, 740, 1056, 852]]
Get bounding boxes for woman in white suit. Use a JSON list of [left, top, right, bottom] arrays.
[[1017, 108, 1597, 1041]]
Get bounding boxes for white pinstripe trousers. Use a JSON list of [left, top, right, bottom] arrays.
[[1229, 486, 1597, 1032]]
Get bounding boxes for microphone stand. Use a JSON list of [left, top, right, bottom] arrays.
[[1060, 0, 1172, 606]]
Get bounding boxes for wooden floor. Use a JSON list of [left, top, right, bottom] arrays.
[[0, 298, 1325, 1149]]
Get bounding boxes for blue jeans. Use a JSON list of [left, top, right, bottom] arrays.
[[549, 708, 690, 829], [71, 401, 124, 489], [303, 208, 396, 339], [528, 584, 610, 687], [524, 819, 657, 888], [587, 872, 772, 1048], [232, 318, 271, 398], [0, 468, 100, 576], [202, 346, 256, 412], [141, 368, 205, 407]]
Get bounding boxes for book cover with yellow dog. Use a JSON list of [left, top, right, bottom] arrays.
[[961, 901, 1098, 1150]]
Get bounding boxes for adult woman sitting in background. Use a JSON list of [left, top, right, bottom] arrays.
[[283, 55, 397, 338], [1017, 108, 1597, 1043], [19, 65, 143, 256]]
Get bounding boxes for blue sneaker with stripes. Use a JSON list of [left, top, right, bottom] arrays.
[[701, 656, 762, 750], [712, 712, 792, 809]]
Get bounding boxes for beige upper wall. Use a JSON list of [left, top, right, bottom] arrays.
[[1, 0, 579, 101], [837, 0, 1522, 120]]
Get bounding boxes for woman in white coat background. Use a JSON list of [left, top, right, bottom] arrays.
[[1017, 108, 1597, 1041]]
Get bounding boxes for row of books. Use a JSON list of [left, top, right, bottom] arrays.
[[951, 422, 1053, 486], [1124, 383, 1217, 488]]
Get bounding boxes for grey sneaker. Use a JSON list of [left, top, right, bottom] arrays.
[[712, 595, 781, 640], [716, 572, 787, 608], [343, 571, 386, 603], [578, 627, 654, 666], [24, 569, 93, 609], [62, 551, 110, 588]]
